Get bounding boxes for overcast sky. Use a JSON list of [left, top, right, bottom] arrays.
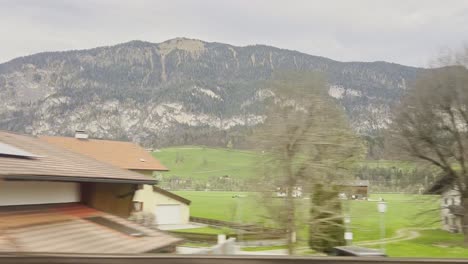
[[1, 0, 467, 67]]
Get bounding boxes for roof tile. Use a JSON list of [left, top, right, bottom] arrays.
[[40, 136, 168, 171], [0, 131, 155, 184]]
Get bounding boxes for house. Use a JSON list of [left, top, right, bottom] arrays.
[[337, 180, 369, 199], [133, 185, 191, 225], [40, 132, 191, 225], [276, 186, 303, 198], [0, 131, 181, 253], [426, 175, 463, 233], [274, 180, 369, 200]]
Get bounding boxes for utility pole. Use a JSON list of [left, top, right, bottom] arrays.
[[236, 196, 243, 242], [377, 201, 387, 253], [344, 198, 352, 245]]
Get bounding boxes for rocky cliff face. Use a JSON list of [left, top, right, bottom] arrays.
[[0, 38, 423, 147]]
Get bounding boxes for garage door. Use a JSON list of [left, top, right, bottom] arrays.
[[155, 204, 182, 225]]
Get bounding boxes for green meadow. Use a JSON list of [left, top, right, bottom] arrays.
[[153, 146, 259, 180], [173, 191, 468, 257], [157, 146, 468, 258], [153, 146, 415, 181]]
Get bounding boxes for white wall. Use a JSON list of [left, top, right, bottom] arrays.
[[134, 185, 190, 224], [0, 180, 80, 206], [441, 189, 463, 232]]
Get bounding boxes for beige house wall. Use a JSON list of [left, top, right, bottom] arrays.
[[131, 170, 189, 225], [133, 184, 190, 224]]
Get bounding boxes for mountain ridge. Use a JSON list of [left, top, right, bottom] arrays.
[[0, 37, 424, 148], [1, 38, 419, 68]]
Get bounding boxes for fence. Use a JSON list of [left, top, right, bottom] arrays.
[[189, 217, 285, 233], [181, 217, 286, 242], [170, 230, 285, 242]]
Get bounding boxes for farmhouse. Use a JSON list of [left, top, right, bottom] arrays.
[[0, 131, 181, 253], [337, 180, 369, 199], [40, 132, 191, 226], [426, 176, 463, 233]]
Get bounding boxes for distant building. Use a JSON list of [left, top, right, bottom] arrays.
[[275, 180, 369, 200], [336, 180, 369, 200], [40, 132, 191, 226], [426, 175, 463, 233], [276, 186, 303, 198]]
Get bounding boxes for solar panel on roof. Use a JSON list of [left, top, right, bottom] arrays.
[[0, 142, 40, 158]]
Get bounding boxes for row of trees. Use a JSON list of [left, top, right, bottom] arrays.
[[161, 165, 439, 193], [355, 166, 439, 193], [250, 47, 468, 252]]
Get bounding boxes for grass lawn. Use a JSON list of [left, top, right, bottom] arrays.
[[241, 245, 288, 252], [161, 146, 468, 257], [153, 146, 260, 180], [155, 146, 421, 182], [174, 191, 260, 223], [348, 193, 440, 241], [371, 230, 468, 258], [171, 226, 232, 235], [175, 191, 440, 242], [173, 191, 468, 257]]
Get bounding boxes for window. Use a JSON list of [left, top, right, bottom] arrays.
[[133, 201, 143, 212], [445, 216, 449, 225], [445, 198, 448, 205], [452, 197, 456, 205]]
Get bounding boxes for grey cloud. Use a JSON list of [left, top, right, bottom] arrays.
[[0, 0, 467, 66]]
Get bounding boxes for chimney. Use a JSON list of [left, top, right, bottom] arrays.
[[75, 130, 89, 140]]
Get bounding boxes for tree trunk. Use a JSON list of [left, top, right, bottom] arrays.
[[463, 197, 468, 246], [286, 185, 296, 255]]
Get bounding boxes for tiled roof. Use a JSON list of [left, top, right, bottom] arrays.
[[0, 131, 155, 184], [40, 136, 168, 171], [0, 203, 181, 253], [152, 186, 191, 205]]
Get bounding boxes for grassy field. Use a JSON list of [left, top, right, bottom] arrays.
[[380, 229, 468, 258], [174, 192, 440, 241], [153, 146, 259, 180], [173, 191, 468, 257], [154, 146, 415, 181], [159, 147, 468, 257], [174, 191, 260, 223], [171, 226, 230, 235]]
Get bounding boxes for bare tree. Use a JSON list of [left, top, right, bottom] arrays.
[[390, 48, 468, 244], [253, 71, 363, 254]]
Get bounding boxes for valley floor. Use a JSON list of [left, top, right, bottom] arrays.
[[173, 191, 468, 258]]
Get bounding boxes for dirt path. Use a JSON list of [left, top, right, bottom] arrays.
[[356, 228, 433, 246]]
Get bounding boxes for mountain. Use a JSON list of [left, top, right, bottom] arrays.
[[0, 38, 424, 147]]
